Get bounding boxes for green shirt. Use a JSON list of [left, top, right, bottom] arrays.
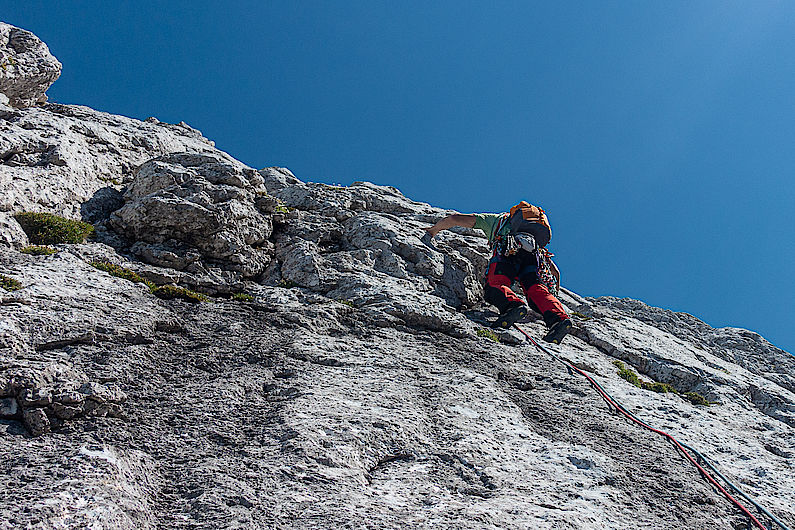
[[473, 213, 510, 244]]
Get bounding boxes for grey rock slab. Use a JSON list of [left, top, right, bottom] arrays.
[[0, 23, 61, 108], [0, 211, 28, 248], [18, 387, 51, 407], [0, 247, 171, 349], [0, 103, 222, 219], [51, 401, 82, 419], [78, 381, 127, 404]]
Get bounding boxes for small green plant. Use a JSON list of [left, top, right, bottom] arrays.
[[336, 299, 355, 308], [14, 212, 94, 245], [613, 360, 642, 387], [0, 56, 17, 71], [614, 360, 682, 395], [232, 292, 254, 302], [20, 245, 56, 256], [274, 199, 290, 214], [571, 311, 592, 321], [642, 381, 677, 394], [277, 279, 298, 289], [91, 261, 156, 291], [613, 361, 712, 404], [0, 274, 22, 291], [684, 392, 711, 407], [476, 328, 500, 343], [98, 175, 122, 185], [152, 285, 209, 303]]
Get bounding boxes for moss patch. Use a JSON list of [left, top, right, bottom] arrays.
[[643, 381, 677, 394], [231, 293, 254, 302], [613, 361, 677, 394], [477, 328, 500, 343], [277, 279, 298, 289], [91, 261, 155, 290], [684, 392, 711, 407], [613, 360, 642, 387], [336, 299, 355, 308], [0, 274, 22, 292], [274, 200, 290, 214], [14, 212, 94, 245], [611, 360, 711, 406], [20, 245, 57, 256], [153, 285, 209, 303]]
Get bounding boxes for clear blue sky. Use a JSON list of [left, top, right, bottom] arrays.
[[6, 2, 794, 354]]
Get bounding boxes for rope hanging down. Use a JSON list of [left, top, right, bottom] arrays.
[[513, 324, 790, 530]]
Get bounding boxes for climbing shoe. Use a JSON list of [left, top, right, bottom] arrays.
[[492, 303, 529, 329], [542, 318, 572, 344]]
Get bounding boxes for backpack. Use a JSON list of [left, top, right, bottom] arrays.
[[508, 201, 551, 248]]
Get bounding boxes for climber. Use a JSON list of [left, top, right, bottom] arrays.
[[423, 201, 572, 344]]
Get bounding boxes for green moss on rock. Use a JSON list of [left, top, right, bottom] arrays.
[[20, 245, 57, 256], [153, 285, 209, 303], [476, 328, 500, 343], [232, 292, 254, 302], [91, 261, 155, 291], [613, 360, 642, 387], [14, 212, 94, 245], [1, 274, 22, 292], [642, 381, 677, 394], [685, 392, 711, 407]]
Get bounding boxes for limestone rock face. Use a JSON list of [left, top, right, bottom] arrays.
[[0, 211, 27, 247], [109, 152, 275, 280], [1, 23, 793, 530], [261, 173, 488, 335], [0, 103, 223, 223], [0, 23, 61, 108]]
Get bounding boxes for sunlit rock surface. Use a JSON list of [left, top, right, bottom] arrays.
[[1, 22, 793, 530], [0, 22, 61, 108]]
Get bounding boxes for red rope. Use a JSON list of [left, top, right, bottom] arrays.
[[513, 324, 767, 530]]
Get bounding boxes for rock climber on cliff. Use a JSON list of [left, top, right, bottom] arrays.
[[424, 201, 572, 344]]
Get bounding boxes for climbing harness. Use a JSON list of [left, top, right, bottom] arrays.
[[514, 323, 791, 530], [536, 248, 559, 297]]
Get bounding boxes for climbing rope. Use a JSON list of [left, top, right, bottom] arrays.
[[514, 324, 790, 530]]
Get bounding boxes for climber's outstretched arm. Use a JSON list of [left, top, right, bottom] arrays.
[[424, 214, 476, 238]]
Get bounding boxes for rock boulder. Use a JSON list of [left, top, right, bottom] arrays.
[[110, 152, 276, 280], [0, 22, 61, 108]]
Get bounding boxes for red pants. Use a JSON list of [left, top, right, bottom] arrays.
[[485, 253, 568, 327]]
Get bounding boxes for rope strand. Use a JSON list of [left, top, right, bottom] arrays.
[[513, 324, 784, 530]]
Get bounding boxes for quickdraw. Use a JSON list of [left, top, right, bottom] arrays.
[[537, 248, 559, 296]]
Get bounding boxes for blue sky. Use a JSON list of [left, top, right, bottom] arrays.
[[6, 2, 794, 353]]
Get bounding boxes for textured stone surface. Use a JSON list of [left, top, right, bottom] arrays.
[[22, 407, 49, 436], [0, 23, 793, 530], [109, 152, 275, 280], [261, 175, 488, 335], [0, 396, 18, 417], [0, 211, 27, 248], [0, 103, 226, 220], [0, 22, 61, 108]]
